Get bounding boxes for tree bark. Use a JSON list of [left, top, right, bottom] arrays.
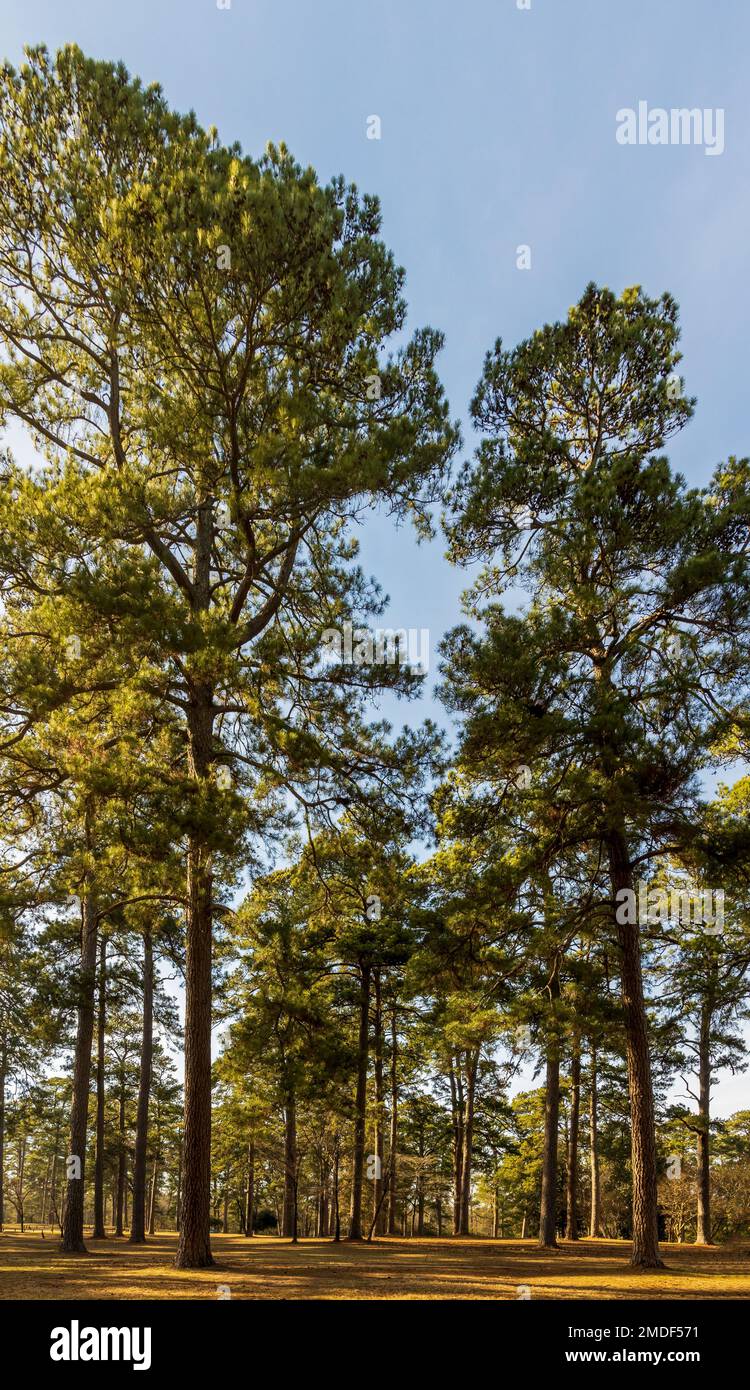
[[589, 1042, 602, 1237], [331, 1135, 341, 1242], [93, 935, 107, 1238], [387, 1008, 398, 1235], [607, 826, 664, 1268], [695, 1001, 712, 1245], [17, 1129, 26, 1230], [282, 1088, 297, 1239], [347, 961, 371, 1239], [449, 1057, 464, 1235], [174, 507, 216, 1273], [0, 1048, 5, 1231], [459, 1050, 478, 1235], [115, 1081, 126, 1236], [538, 1041, 560, 1248], [148, 1155, 158, 1235], [245, 1139, 255, 1236], [130, 926, 153, 1243], [60, 887, 98, 1253], [372, 969, 385, 1234], [41, 1156, 50, 1228], [565, 1037, 581, 1240]]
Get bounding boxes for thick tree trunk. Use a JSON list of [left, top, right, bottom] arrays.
[[348, 961, 371, 1239], [130, 926, 153, 1243], [695, 1002, 712, 1245], [459, 1050, 478, 1235], [538, 1044, 560, 1248], [175, 654, 215, 1268], [607, 827, 663, 1268], [245, 1139, 255, 1237], [565, 1038, 581, 1240], [283, 1089, 297, 1239], [175, 826, 214, 1267], [93, 935, 107, 1239], [60, 888, 98, 1253], [17, 1130, 26, 1230], [589, 1043, 602, 1237], [372, 969, 385, 1234], [387, 1008, 398, 1235], [450, 1058, 464, 1235]]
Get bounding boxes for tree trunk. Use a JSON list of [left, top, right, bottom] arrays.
[[316, 1163, 328, 1237], [41, 1157, 51, 1228], [283, 1088, 297, 1240], [538, 1042, 560, 1247], [17, 1129, 26, 1230], [245, 1139, 255, 1237], [116, 1083, 126, 1236], [148, 1156, 158, 1235], [130, 926, 153, 1243], [695, 1002, 712, 1245], [459, 1050, 478, 1235], [387, 1008, 398, 1235], [175, 657, 215, 1269], [372, 969, 385, 1234], [565, 1037, 581, 1240], [589, 1042, 602, 1237], [607, 826, 663, 1268], [93, 935, 107, 1239], [50, 1151, 60, 1231], [0, 1049, 5, 1231], [347, 961, 371, 1239], [60, 887, 98, 1253], [331, 1135, 341, 1242], [449, 1057, 464, 1235]]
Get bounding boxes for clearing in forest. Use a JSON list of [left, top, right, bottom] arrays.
[[1, 1233, 748, 1301]]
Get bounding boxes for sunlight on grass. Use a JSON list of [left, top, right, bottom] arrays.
[[1, 1233, 748, 1301]]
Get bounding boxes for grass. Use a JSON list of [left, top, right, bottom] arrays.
[[1, 1230, 749, 1300]]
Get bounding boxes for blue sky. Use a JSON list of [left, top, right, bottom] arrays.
[[3, 0, 749, 1109], [5, 0, 749, 712]]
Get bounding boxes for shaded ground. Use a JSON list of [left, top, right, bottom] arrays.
[[0, 1231, 748, 1300]]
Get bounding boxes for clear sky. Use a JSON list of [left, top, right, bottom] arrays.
[[3, 0, 748, 1110]]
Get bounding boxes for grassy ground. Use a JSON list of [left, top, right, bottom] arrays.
[[1, 1230, 749, 1299]]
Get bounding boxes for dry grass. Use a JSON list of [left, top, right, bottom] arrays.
[[1, 1230, 749, 1300]]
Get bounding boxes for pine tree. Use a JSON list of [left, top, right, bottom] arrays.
[[441, 283, 750, 1265]]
